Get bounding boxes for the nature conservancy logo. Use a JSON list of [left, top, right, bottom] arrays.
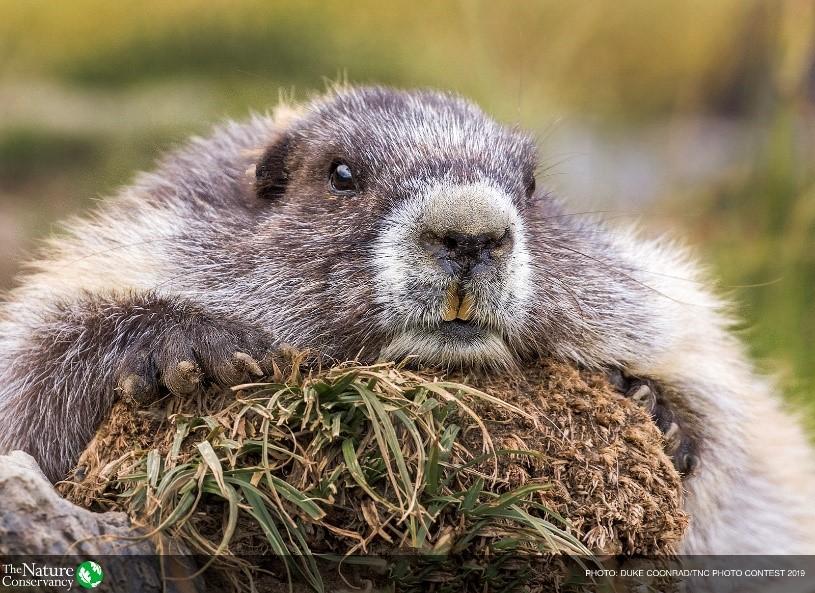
[[1, 559, 103, 590], [75, 561, 104, 589]]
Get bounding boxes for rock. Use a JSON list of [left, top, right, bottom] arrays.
[[0, 450, 201, 593]]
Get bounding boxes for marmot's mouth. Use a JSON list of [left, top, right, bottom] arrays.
[[438, 319, 481, 338]]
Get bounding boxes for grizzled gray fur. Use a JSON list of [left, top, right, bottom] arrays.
[[0, 86, 814, 561]]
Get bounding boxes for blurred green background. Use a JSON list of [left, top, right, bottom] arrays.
[[1, 1, 813, 425]]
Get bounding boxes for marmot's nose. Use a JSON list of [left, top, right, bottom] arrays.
[[422, 228, 513, 276]]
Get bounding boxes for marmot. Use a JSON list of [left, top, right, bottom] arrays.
[[0, 86, 814, 557]]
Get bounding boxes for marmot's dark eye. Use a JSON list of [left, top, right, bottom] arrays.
[[525, 175, 536, 197], [329, 161, 356, 194]]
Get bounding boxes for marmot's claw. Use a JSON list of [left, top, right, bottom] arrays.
[[164, 360, 202, 396], [610, 370, 699, 477], [679, 452, 699, 474], [115, 320, 276, 404], [117, 350, 161, 404], [212, 351, 264, 386], [663, 421, 680, 443], [118, 373, 157, 406], [626, 383, 657, 414]]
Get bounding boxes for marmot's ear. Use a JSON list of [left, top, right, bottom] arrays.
[[255, 132, 292, 200]]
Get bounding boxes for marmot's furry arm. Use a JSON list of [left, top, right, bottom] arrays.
[[0, 293, 275, 481]]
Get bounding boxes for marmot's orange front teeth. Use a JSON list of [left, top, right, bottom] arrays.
[[441, 283, 475, 322], [442, 283, 460, 322], [456, 293, 474, 321]]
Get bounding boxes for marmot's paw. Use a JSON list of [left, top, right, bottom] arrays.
[[116, 320, 276, 405], [607, 369, 698, 476]]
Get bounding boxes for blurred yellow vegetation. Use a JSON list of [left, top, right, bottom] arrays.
[[0, 0, 793, 118]]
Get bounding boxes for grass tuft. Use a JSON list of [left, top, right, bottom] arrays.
[[82, 362, 591, 590], [62, 358, 688, 591]]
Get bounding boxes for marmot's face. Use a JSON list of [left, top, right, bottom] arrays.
[[254, 88, 538, 367]]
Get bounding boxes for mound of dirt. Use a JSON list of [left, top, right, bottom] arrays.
[[464, 361, 687, 554], [59, 358, 687, 592]]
